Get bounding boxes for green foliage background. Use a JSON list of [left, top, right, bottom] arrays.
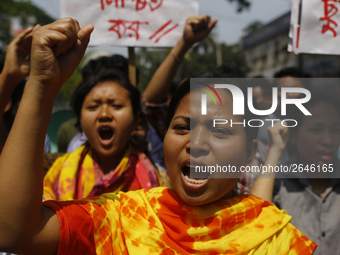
[[0, 0, 54, 50], [136, 35, 247, 92]]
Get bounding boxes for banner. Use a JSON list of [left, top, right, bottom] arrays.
[[289, 0, 340, 55], [60, 0, 198, 47]]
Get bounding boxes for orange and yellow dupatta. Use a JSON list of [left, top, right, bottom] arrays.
[[68, 188, 316, 255]]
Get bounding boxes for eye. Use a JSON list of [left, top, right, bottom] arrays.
[[173, 124, 190, 133], [212, 128, 231, 138], [87, 105, 98, 110], [112, 104, 123, 109]]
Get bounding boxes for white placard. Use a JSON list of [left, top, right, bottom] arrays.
[[289, 0, 340, 55], [60, 0, 198, 47]]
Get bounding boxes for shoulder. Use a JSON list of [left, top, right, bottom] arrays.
[[236, 195, 316, 254]]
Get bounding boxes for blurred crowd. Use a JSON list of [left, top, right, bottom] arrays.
[[0, 14, 339, 255]]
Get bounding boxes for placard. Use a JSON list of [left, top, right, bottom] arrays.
[[289, 0, 340, 55], [60, 0, 198, 47]]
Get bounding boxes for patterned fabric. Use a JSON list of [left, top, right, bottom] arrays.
[[44, 187, 317, 255], [236, 141, 270, 195], [43, 152, 65, 176], [43, 144, 160, 201], [141, 97, 168, 139]]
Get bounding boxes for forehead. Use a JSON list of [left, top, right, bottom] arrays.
[[278, 76, 302, 88], [173, 89, 241, 121], [85, 81, 129, 100], [301, 101, 340, 125], [190, 88, 235, 116]]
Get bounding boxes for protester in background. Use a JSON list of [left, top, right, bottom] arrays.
[[65, 15, 217, 166], [251, 90, 340, 255], [257, 67, 310, 147], [0, 19, 316, 253], [0, 26, 50, 153], [43, 70, 166, 200]]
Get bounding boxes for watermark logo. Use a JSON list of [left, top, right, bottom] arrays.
[[197, 82, 222, 115], [200, 84, 311, 116]]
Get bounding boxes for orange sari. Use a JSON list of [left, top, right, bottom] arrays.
[[44, 187, 317, 254]]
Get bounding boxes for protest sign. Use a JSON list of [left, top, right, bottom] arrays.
[[289, 0, 340, 55], [60, 0, 198, 47]]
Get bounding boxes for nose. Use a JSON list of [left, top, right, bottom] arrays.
[[98, 105, 113, 122], [189, 125, 210, 157]]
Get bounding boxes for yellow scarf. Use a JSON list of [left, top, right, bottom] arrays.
[[43, 144, 160, 200]]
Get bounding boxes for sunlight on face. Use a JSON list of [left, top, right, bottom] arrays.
[[80, 81, 135, 165], [164, 89, 256, 205]]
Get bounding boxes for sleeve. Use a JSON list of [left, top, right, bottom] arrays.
[[43, 200, 96, 255]]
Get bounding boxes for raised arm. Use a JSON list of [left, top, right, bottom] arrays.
[[0, 18, 93, 254], [143, 14, 217, 104], [250, 121, 288, 202], [0, 27, 33, 121]]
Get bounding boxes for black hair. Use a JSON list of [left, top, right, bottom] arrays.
[[71, 70, 141, 131], [81, 54, 139, 85], [166, 64, 259, 143], [274, 67, 301, 78], [274, 67, 311, 89]]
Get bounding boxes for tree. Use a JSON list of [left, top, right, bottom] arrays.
[[0, 0, 54, 50], [243, 21, 263, 34], [227, 0, 251, 12], [136, 35, 247, 92]]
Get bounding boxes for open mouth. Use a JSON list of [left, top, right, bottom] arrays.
[[181, 165, 210, 185], [318, 151, 333, 163], [99, 127, 114, 141]]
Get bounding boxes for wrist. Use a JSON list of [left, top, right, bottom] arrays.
[[267, 146, 284, 162], [270, 144, 285, 154], [173, 37, 191, 58], [0, 70, 23, 90], [25, 77, 59, 105]]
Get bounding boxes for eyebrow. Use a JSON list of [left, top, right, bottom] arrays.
[[173, 116, 190, 122], [85, 98, 123, 103]]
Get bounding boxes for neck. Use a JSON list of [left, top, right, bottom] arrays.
[[308, 178, 329, 197], [94, 146, 129, 174]]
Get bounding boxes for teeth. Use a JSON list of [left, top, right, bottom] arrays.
[[184, 175, 207, 184]]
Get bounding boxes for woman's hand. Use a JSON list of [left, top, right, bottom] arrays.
[[1, 26, 34, 86], [268, 120, 289, 153], [182, 14, 218, 49], [29, 18, 94, 95]]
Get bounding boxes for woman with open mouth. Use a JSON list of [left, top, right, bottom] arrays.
[[0, 19, 316, 254], [42, 14, 216, 201], [42, 70, 164, 201]]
